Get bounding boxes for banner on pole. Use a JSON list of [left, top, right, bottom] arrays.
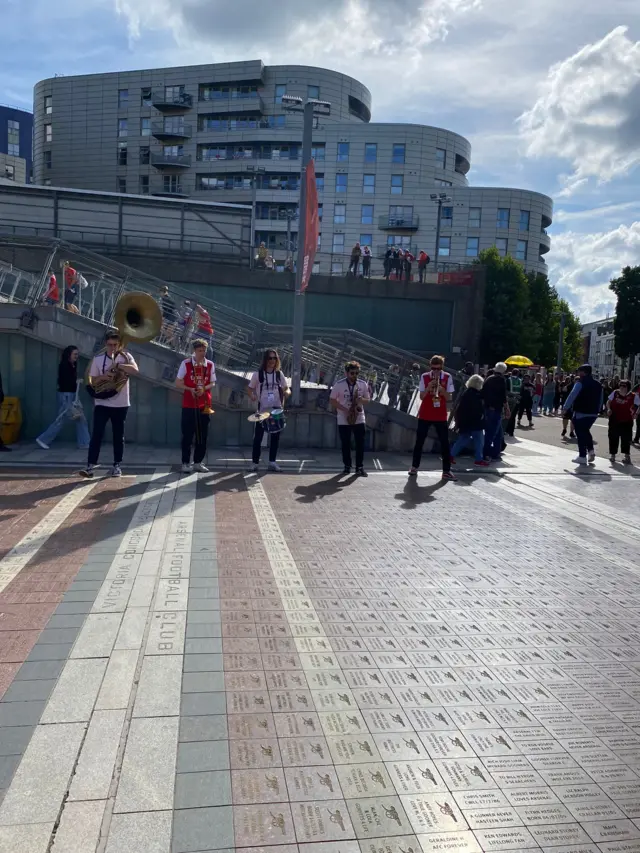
[[301, 160, 319, 292]]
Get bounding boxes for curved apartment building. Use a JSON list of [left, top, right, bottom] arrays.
[[33, 60, 552, 274]]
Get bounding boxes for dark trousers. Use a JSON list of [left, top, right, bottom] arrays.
[[517, 398, 533, 423], [574, 416, 596, 458], [181, 407, 210, 464], [349, 258, 360, 276], [252, 422, 280, 464], [412, 419, 451, 472], [634, 415, 640, 443], [88, 406, 128, 466], [362, 257, 371, 278], [483, 407, 503, 459], [404, 262, 412, 281], [418, 264, 427, 283], [338, 423, 365, 469], [609, 420, 632, 455], [383, 259, 391, 279]]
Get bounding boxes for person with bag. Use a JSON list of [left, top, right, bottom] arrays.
[[36, 346, 90, 450], [450, 374, 489, 467], [330, 360, 371, 476], [79, 331, 139, 478], [248, 349, 289, 472], [176, 339, 216, 473], [607, 380, 639, 464], [417, 250, 430, 283]]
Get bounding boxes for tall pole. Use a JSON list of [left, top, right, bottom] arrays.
[[434, 199, 442, 269], [291, 101, 314, 406], [557, 310, 566, 372], [249, 176, 257, 269]]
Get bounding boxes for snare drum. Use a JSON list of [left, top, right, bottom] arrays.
[[264, 408, 286, 434]]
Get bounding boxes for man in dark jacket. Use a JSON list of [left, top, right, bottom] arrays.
[[562, 364, 603, 465], [451, 375, 489, 466], [482, 362, 508, 460]]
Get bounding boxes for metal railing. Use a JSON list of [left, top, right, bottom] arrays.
[[198, 150, 304, 162], [150, 153, 192, 168], [378, 215, 420, 229], [198, 118, 289, 132], [152, 91, 193, 108], [151, 122, 192, 138]]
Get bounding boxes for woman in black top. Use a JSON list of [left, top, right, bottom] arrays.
[[36, 346, 90, 449]]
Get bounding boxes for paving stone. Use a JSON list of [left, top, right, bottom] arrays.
[[0, 725, 35, 756], [185, 638, 223, 655], [133, 654, 182, 718], [186, 622, 223, 639], [172, 805, 234, 852], [45, 615, 86, 629], [177, 740, 230, 773], [179, 715, 228, 743], [70, 613, 123, 659], [95, 649, 138, 710], [175, 769, 232, 808], [14, 659, 65, 681], [105, 810, 172, 853], [51, 800, 105, 853], [183, 653, 223, 672], [25, 642, 74, 661], [182, 671, 225, 693], [0, 754, 21, 788], [0, 822, 53, 853], [36, 628, 80, 645], [0, 700, 46, 727], [69, 709, 126, 801], [114, 716, 178, 813], [40, 658, 108, 724], [181, 692, 227, 717]]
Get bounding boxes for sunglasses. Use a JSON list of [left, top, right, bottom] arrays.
[[348, 370, 360, 375], [267, 355, 277, 360]]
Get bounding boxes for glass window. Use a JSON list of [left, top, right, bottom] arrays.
[[4, 163, 15, 181], [45, 124, 52, 143], [117, 177, 127, 193], [391, 175, 403, 194], [316, 175, 324, 191], [392, 143, 405, 164], [7, 120, 19, 156], [438, 236, 451, 257], [275, 84, 286, 103], [117, 142, 128, 165], [318, 203, 323, 220], [118, 89, 129, 108], [139, 146, 150, 165], [44, 150, 52, 169], [118, 118, 128, 137], [164, 175, 181, 192], [435, 148, 446, 169], [361, 204, 374, 224], [359, 234, 372, 247], [364, 143, 377, 163], [141, 87, 152, 107], [387, 235, 412, 249], [434, 179, 452, 187], [164, 85, 185, 102], [140, 118, 150, 136], [495, 237, 507, 256], [43, 178, 51, 185], [331, 262, 343, 275], [311, 144, 325, 161], [308, 85, 319, 99], [317, 233, 321, 250], [389, 206, 413, 225], [139, 175, 149, 194], [332, 233, 345, 252], [468, 207, 481, 227], [466, 237, 479, 257], [519, 210, 530, 231], [44, 95, 52, 115], [335, 174, 347, 193], [363, 174, 375, 194], [441, 206, 453, 223], [516, 239, 528, 260], [334, 204, 346, 224], [337, 142, 349, 162], [497, 208, 510, 228]]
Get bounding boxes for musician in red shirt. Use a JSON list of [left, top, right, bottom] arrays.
[[408, 355, 456, 481], [175, 340, 216, 473]]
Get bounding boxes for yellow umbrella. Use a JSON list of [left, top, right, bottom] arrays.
[[505, 355, 534, 367]]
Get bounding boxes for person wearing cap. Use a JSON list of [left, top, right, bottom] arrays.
[[481, 362, 509, 460], [562, 364, 603, 465]]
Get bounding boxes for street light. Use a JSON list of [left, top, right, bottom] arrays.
[[246, 165, 266, 268], [281, 94, 331, 405], [430, 192, 452, 268]]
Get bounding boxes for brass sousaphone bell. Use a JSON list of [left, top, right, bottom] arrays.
[[86, 291, 163, 396]]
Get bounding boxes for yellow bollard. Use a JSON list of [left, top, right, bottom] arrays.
[[0, 397, 22, 444]]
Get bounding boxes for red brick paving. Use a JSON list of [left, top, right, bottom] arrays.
[[0, 477, 135, 699]]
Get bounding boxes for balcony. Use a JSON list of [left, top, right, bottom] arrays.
[[152, 91, 193, 110], [539, 229, 551, 254], [197, 149, 302, 163], [150, 152, 192, 169], [198, 117, 289, 133], [378, 215, 419, 230], [152, 185, 189, 198], [152, 122, 192, 141], [198, 92, 265, 113]]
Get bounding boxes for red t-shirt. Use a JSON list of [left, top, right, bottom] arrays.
[[609, 391, 638, 423], [177, 358, 216, 410], [46, 274, 59, 301], [417, 370, 455, 422], [64, 266, 77, 288]]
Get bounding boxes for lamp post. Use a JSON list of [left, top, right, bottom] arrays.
[[430, 192, 452, 269], [246, 165, 265, 268], [556, 310, 566, 372], [281, 94, 331, 405]]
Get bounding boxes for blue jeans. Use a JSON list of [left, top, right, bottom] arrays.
[[483, 408, 503, 459], [451, 430, 484, 463], [37, 392, 90, 448], [573, 415, 597, 459]]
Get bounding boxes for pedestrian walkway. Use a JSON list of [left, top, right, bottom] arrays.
[[0, 451, 639, 852]]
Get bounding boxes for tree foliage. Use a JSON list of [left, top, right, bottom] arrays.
[[609, 265, 640, 361], [477, 248, 582, 369]]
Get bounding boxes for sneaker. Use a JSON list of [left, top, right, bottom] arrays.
[[110, 464, 122, 478], [193, 462, 209, 472], [528, 422, 534, 429], [569, 432, 576, 439], [610, 454, 617, 463], [587, 450, 596, 463], [517, 421, 522, 428], [356, 467, 368, 477], [79, 465, 95, 478], [268, 462, 282, 472], [248, 462, 259, 473], [342, 466, 351, 475], [408, 467, 418, 477], [36, 438, 49, 450], [474, 460, 490, 467], [181, 463, 192, 474], [623, 454, 632, 464], [442, 471, 457, 482], [572, 456, 588, 465], [561, 429, 567, 437]]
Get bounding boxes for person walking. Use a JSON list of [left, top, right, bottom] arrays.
[[607, 380, 638, 464], [176, 339, 216, 473], [560, 375, 576, 439], [451, 374, 489, 467], [541, 374, 555, 415], [348, 243, 361, 277], [408, 355, 456, 481], [248, 349, 289, 473], [330, 360, 371, 476], [36, 346, 90, 450], [517, 375, 535, 429], [633, 381, 640, 445], [44, 269, 60, 305], [79, 331, 139, 478], [417, 250, 430, 283], [562, 364, 603, 466], [504, 369, 522, 436], [533, 373, 543, 415], [553, 374, 563, 415], [362, 245, 372, 278], [482, 362, 509, 460]]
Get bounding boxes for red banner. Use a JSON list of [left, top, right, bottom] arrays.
[[437, 270, 475, 286], [301, 160, 319, 291]]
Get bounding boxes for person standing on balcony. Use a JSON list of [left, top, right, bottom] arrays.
[[383, 247, 393, 280], [349, 243, 361, 277], [362, 245, 372, 278], [43, 269, 59, 305], [408, 355, 456, 481], [403, 250, 415, 282], [417, 250, 430, 283], [36, 346, 90, 450], [176, 339, 216, 473], [63, 261, 79, 312], [392, 247, 402, 279]]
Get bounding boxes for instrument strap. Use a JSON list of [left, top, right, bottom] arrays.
[[258, 369, 283, 412]]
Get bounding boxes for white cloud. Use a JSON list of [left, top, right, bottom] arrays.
[[519, 26, 640, 195]]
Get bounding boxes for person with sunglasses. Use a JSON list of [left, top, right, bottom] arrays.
[[330, 360, 371, 476], [408, 355, 456, 481], [248, 349, 289, 472]]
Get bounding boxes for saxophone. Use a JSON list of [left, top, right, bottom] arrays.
[[347, 383, 361, 425]]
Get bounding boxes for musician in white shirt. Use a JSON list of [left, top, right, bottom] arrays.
[[330, 360, 371, 477]]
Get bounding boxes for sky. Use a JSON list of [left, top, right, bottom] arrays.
[[3, 0, 640, 322]]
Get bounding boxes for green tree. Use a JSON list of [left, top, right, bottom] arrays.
[[527, 272, 582, 370], [477, 248, 530, 365], [610, 266, 640, 375]]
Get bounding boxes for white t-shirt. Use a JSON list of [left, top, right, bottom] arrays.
[[330, 377, 370, 426], [89, 351, 138, 408], [176, 357, 217, 383], [419, 371, 455, 395], [248, 370, 289, 412]]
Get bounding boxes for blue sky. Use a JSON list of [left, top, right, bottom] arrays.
[[3, 0, 640, 321]]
